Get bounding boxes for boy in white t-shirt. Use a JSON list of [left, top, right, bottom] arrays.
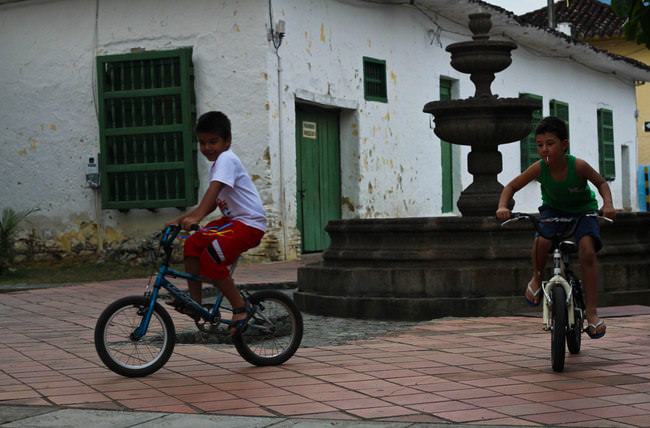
[[166, 111, 266, 337]]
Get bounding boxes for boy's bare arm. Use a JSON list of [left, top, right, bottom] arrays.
[[166, 181, 223, 229], [575, 158, 615, 219], [496, 162, 540, 220]]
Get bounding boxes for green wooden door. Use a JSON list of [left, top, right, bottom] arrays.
[[440, 79, 453, 213], [296, 105, 341, 252]]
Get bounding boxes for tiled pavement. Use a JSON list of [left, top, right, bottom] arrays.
[[2, 258, 650, 427]]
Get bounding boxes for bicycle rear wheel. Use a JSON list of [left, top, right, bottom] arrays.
[[233, 290, 303, 366], [551, 286, 567, 372], [95, 295, 175, 377]]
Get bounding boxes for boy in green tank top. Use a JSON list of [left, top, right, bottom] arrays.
[[496, 116, 615, 339]]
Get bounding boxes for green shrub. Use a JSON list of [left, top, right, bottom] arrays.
[[0, 208, 38, 274]]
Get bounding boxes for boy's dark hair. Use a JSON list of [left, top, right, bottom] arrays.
[[195, 111, 232, 140], [535, 116, 568, 141]]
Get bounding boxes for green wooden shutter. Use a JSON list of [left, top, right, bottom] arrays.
[[520, 93, 543, 171], [550, 99, 569, 153], [597, 108, 615, 180], [440, 78, 453, 213], [363, 57, 387, 102], [97, 48, 197, 210]]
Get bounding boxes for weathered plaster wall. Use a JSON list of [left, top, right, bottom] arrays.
[[0, 0, 288, 262], [274, 0, 459, 219], [272, 0, 639, 218], [0, 0, 642, 264], [496, 43, 638, 212]]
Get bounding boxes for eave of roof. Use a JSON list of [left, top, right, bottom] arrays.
[[417, 0, 650, 82]]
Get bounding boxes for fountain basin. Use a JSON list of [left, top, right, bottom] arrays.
[[423, 97, 542, 146], [295, 213, 650, 320], [447, 40, 516, 75]]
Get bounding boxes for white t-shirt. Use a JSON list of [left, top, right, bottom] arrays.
[[210, 149, 267, 232]]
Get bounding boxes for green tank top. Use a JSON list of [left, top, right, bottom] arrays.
[[537, 155, 598, 213]]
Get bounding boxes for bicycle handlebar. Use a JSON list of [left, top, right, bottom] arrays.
[[501, 212, 612, 241], [157, 223, 202, 247]]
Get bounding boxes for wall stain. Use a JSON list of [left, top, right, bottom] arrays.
[[341, 196, 355, 212]]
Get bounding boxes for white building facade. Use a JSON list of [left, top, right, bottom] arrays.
[[1, 0, 647, 262]]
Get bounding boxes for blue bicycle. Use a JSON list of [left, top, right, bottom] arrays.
[[94, 224, 303, 377]]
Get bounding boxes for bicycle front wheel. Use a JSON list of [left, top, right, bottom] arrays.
[[551, 286, 567, 372], [566, 277, 583, 355], [95, 295, 175, 377], [233, 290, 303, 366]]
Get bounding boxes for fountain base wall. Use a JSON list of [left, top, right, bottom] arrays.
[[295, 212, 650, 321]]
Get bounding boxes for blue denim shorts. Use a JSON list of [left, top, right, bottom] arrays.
[[537, 205, 602, 252]]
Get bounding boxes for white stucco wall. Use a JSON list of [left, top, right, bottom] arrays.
[[1, 0, 286, 260], [0, 0, 641, 262], [495, 42, 638, 212], [272, 0, 639, 218]]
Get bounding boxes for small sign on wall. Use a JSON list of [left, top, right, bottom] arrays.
[[302, 121, 317, 139], [645, 121, 650, 132]]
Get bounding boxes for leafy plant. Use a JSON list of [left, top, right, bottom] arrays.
[[0, 208, 39, 274], [611, 0, 650, 49]]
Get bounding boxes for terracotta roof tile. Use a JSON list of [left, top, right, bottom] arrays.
[[516, 0, 624, 40]]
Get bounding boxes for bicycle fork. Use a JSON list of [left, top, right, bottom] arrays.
[[132, 285, 162, 340], [542, 249, 575, 330]]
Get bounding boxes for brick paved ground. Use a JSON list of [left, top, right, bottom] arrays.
[[1, 259, 650, 426]]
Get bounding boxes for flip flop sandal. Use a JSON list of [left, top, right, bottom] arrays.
[[525, 281, 541, 306], [230, 299, 256, 338], [586, 320, 606, 339]]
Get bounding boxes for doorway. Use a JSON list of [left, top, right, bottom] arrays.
[[295, 104, 341, 252]]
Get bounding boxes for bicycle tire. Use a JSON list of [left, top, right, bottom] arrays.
[[95, 295, 175, 377], [566, 277, 583, 355], [233, 290, 303, 366], [551, 286, 567, 372]]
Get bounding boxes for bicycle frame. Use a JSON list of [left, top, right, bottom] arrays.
[[542, 248, 575, 329], [134, 265, 224, 339]]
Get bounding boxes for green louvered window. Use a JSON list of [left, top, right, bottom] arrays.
[[550, 99, 570, 154], [597, 108, 615, 181], [97, 48, 198, 210], [363, 57, 387, 102], [519, 93, 543, 171]]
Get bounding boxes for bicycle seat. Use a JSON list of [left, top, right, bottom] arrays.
[[559, 240, 578, 254]]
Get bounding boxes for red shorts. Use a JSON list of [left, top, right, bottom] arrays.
[[183, 218, 264, 279]]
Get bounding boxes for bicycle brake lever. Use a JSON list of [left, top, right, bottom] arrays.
[[501, 217, 519, 226]]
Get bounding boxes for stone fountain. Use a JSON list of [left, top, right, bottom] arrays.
[[423, 13, 540, 216], [294, 14, 650, 321]]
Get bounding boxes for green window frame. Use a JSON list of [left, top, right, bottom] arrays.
[[363, 57, 387, 102], [97, 48, 198, 210], [597, 108, 615, 181], [550, 99, 569, 153], [519, 93, 543, 171]]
